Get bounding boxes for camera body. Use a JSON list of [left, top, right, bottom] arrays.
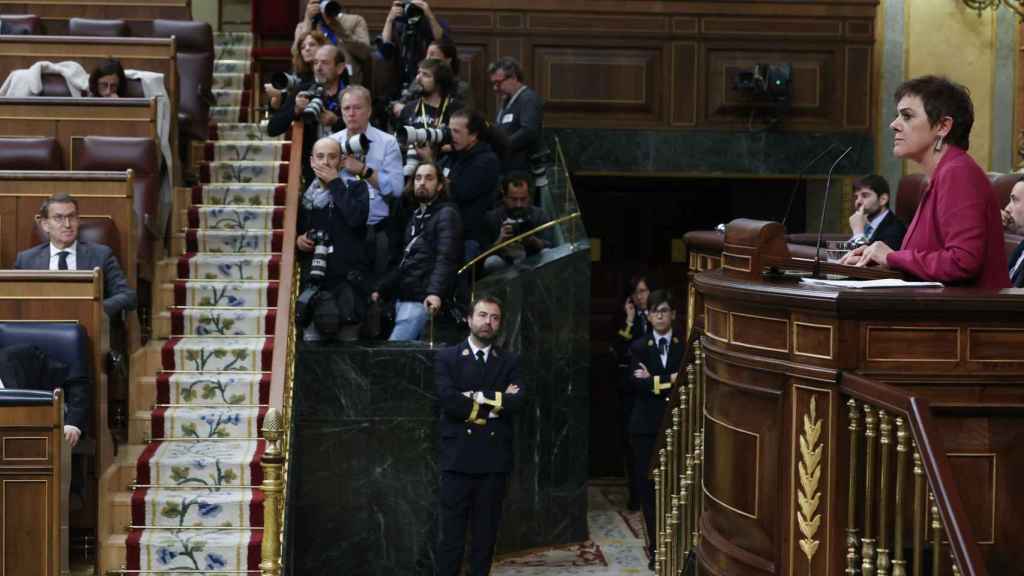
[[401, 0, 424, 25], [301, 84, 327, 122], [306, 229, 332, 283], [313, 0, 343, 24]]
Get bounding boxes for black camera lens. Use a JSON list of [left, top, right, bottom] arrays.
[[321, 0, 342, 19]]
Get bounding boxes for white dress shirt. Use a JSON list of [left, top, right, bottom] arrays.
[[468, 338, 492, 364], [330, 124, 404, 226], [49, 241, 77, 270], [654, 329, 672, 368]]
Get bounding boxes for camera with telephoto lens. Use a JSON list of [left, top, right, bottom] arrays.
[[306, 229, 332, 283], [301, 84, 327, 122], [402, 0, 424, 24], [341, 133, 370, 157], [403, 145, 421, 177], [313, 0, 343, 24], [397, 125, 451, 148], [270, 72, 303, 93], [529, 149, 552, 193]]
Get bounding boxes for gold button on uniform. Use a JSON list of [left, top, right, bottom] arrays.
[[466, 429, 472, 435], [490, 432, 495, 437]]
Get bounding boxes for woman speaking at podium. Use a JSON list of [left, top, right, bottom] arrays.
[[841, 75, 1009, 289]]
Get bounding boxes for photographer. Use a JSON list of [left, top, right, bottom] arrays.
[[265, 30, 327, 114], [392, 38, 472, 119], [429, 109, 501, 261], [377, 0, 447, 96], [395, 58, 461, 129], [331, 85, 404, 277], [481, 171, 553, 272], [268, 43, 349, 185], [489, 57, 545, 175], [296, 137, 370, 341], [371, 162, 462, 341], [294, 0, 371, 85]]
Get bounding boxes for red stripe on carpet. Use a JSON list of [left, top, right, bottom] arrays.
[[203, 141, 215, 162], [264, 309, 277, 334], [185, 229, 198, 253], [187, 206, 199, 228], [170, 309, 184, 335], [273, 185, 286, 205], [125, 529, 142, 569], [259, 374, 271, 404], [177, 254, 195, 280], [151, 406, 167, 440], [271, 207, 284, 228], [267, 282, 280, 305], [135, 441, 162, 485], [260, 338, 275, 370], [268, 255, 281, 279], [250, 440, 267, 485], [199, 163, 211, 183], [270, 230, 283, 252], [250, 489, 266, 527], [191, 185, 203, 205], [156, 372, 171, 404], [160, 339, 179, 371], [247, 529, 264, 569], [277, 163, 289, 183], [130, 488, 148, 527], [173, 281, 187, 307], [208, 124, 219, 141], [280, 142, 291, 159], [255, 407, 268, 433]]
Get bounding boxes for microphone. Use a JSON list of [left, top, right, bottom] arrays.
[[812, 146, 854, 279], [781, 142, 837, 230]]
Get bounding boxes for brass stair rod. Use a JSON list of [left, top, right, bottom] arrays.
[[912, 449, 924, 576], [845, 399, 861, 576], [655, 463, 663, 574], [929, 491, 941, 576], [862, 405, 878, 576], [892, 417, 909, 576], [877, 411, 893, 576], [672, 405, 683, 562], [665, 428, 676, 576]]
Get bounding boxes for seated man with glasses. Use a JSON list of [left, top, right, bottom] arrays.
[[15, 193, 137, 318]]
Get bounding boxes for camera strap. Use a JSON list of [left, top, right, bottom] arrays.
[[417, 97, 449, 128]]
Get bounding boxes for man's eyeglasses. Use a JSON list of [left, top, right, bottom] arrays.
[[491, 75, 509, 87], [650, 307, 673, 316], [49, 214, 79, 225]]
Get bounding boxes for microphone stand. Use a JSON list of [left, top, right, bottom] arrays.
[[781, 142, 837, 230], [812, 146, 854, 279]]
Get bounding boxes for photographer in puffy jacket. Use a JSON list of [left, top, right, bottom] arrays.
[[371, 161, 462, 341], [296, 137, 370, 341]]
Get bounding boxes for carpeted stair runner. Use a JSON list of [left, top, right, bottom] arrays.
[[124, 31, 286, 575]]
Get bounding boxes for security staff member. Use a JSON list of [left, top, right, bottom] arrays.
[[628, 289, 684, 571], [436, 295, 526, 576]]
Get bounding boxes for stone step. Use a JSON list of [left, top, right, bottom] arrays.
[[99, 532, 127, 576], [132, 376, 157, 414], [110, 490, 133, 535]]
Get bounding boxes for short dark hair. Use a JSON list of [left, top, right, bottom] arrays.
[[429, 37, 459, 76], [646, 289, 673, 312], [38, 193, 78, 219], [471, 294, 503, 315], [502, 171, 532, 195], [488, 57, 524, 81], [89, 58, 126, 97], [894, 75, 974, 151], [418, 58, 455, 98], [853, 174, 890, 199]]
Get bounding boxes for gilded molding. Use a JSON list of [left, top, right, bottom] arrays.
[[797, 396, 823, 566]]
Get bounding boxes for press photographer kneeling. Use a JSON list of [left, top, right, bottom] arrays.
[[296, 137, 371, 341]]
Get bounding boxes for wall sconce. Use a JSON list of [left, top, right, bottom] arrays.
[[962, 0, 1024, 18]]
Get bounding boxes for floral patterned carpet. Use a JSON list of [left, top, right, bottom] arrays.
[[492, 484, 652, 575], [124, 31, 283, 574]]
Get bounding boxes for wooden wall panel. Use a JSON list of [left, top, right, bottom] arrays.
[[343, 0, 878, 132]]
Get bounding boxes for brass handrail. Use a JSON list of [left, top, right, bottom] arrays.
[[456, 211, 582, 275]]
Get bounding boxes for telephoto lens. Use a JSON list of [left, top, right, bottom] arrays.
[[403, 145, 421, 177], [270, 72, 302, 92], [307, 229, 332, 282], [301, 85, 326, 121], [320, 0, 343, 19], [342, 133, 370, 157]]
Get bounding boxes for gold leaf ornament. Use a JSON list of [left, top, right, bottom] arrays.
[[796, 396, 824, 566]]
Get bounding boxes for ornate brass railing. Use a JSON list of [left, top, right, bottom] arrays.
[[259, 120, 305, 576], [840, 373, 987, 576]]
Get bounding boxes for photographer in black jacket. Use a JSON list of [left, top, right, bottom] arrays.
[[372, 161, 462, 341], [296, 137, 370, 341], [480, 171, 552, 272]]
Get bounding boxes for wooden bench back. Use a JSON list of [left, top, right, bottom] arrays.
[[0, 0, 190, 33]]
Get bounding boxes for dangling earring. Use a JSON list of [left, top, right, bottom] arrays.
[[933, 135, 944, 152]]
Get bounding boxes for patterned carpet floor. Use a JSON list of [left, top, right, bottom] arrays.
[[492, 485, 652, 575], [124, 31, 277, 574]]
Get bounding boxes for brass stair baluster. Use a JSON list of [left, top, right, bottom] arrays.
[[877, 410, 892, 576], [655, 463, 662, 574], [665, 428, 675, 576], [659, 448, 668, 575], [949, 550, 961, 576], [912, 449, 923, 576], [692, 429, 703, 550], [892, 418, 908, 576], [862, 405, 878, 576], [929, 491, 941, 576], [845, 399, 861, 576]]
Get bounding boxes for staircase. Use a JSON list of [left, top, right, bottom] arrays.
[[100, 31, 290, 575]]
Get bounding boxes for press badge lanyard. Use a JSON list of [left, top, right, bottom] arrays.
[[499, 85, 527, 118], [417, 97, 449, 128]]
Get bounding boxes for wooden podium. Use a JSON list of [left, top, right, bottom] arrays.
[[0, 389, 64, 576], [667, 220, 1021, 576]]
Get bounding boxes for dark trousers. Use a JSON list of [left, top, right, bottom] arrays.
[[366, 222, 391, 278], [437, 470, 508, 576], [618, 371, 638, 506], [630, 433, 657, 558]]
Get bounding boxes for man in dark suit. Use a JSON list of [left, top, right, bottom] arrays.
[[436, 295, 526, 576], [15, 193, 137, 318], [488, 57, 545, 175], [1005, 178, 1024, 287], [0, 344, 88, 446], [847, 174, 906, 251], [628, 289, 685, 571]]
